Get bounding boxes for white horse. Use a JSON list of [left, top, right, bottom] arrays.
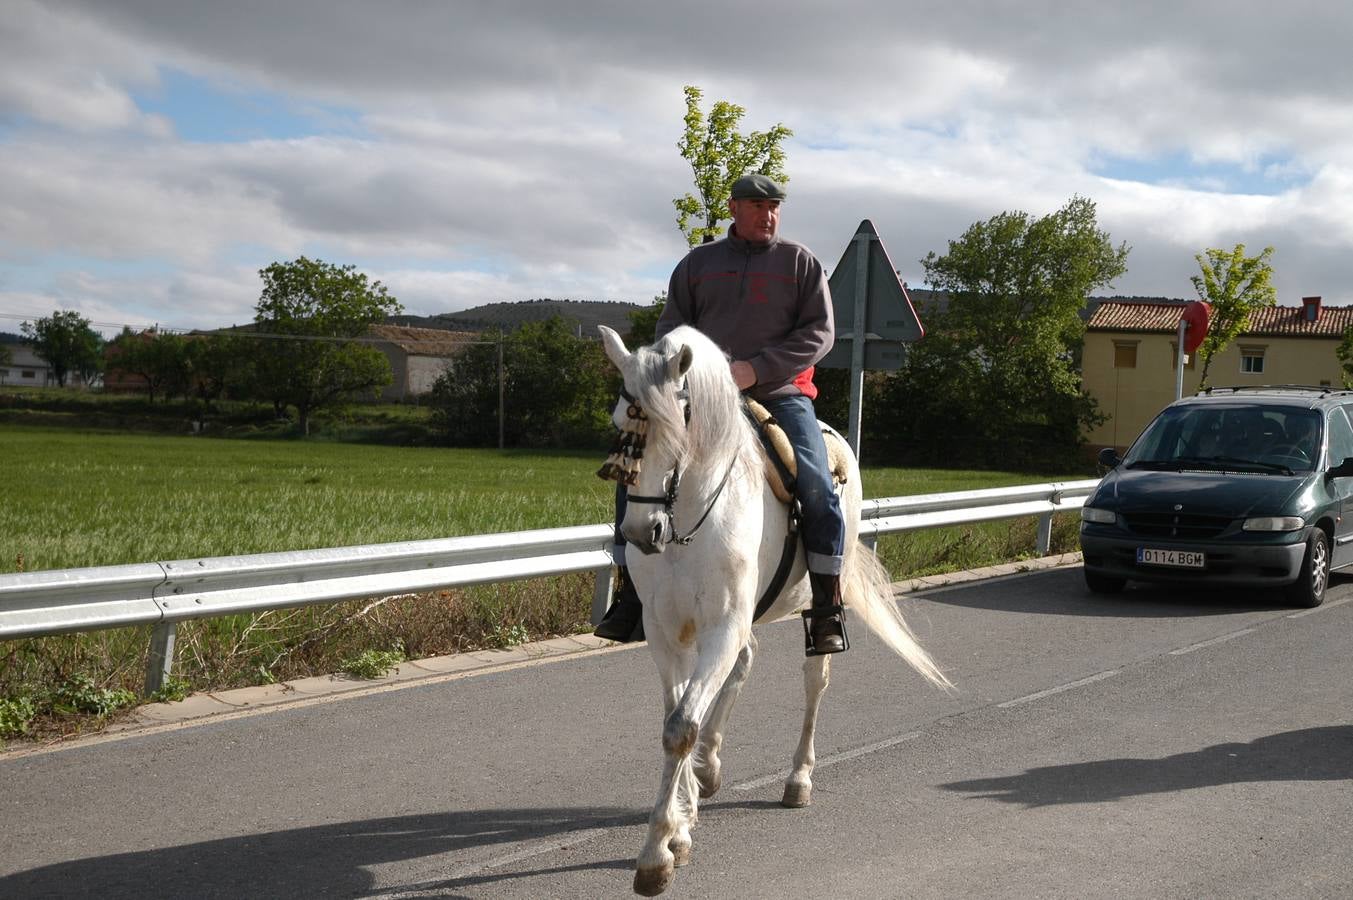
[[598, 324, 952, 897]]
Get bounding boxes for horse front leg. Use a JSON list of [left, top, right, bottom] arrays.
[[694, 634, 756, 799], [635, 623, 745, 896], [782, 653, 831, 808]]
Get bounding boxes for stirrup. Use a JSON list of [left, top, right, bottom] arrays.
[[800, 604, 849, 656]]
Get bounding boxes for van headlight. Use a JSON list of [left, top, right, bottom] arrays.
[[1081, 506, 1117, 525], [1242, 516, 1305, 532]]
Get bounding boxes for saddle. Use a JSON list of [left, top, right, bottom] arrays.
[[743, 398, 850, 503]]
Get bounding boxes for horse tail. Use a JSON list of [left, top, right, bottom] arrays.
[[842, 540, 954, 691]]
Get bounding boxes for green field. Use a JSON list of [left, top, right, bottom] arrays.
[[0, 425, 1089, 742]]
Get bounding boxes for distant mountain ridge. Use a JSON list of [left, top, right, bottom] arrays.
[[390, 298, 647, 336]]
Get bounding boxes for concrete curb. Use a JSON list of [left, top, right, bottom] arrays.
[[8, 553, 1083, 755]]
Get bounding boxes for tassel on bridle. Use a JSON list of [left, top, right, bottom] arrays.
[[596, 388, 649, 486]]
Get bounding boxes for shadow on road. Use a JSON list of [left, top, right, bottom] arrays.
[[917, 566, 1305, 619], [0, 798, 779, 898], [940, 725, 1353, 807]]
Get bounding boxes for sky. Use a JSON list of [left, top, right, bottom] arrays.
[[3, 0, 1351, 338]]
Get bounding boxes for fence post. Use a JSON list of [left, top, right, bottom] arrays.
[[1036, 512, 1054, 556], [591, 567, 615, 625], [144, 621, 177, 695]]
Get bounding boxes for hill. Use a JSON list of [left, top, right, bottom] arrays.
[[391, 298, 647, 336]]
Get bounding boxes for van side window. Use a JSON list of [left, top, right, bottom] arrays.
[[1328, 408, 1353, 467]]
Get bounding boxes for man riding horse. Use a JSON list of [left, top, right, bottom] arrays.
[[595, 173, 848, 656]]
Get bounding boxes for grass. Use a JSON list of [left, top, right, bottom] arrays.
[[0, 423, 1091, 746]]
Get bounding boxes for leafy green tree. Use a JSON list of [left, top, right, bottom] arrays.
[[881, 196, 1128, 468], [1190, 244, 1277, 389], [251, 257, 403, 434], [672, 85, 792, 247], [188, 333, 254, 407], [429, 317, 613, 448], [106, 330, 192, 403], [1337, 328, 1353, 390], [0, 342, 12, 368], [626, 293, 666, 346], [21, 310, 103, 387]]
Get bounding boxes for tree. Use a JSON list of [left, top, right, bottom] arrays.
[[251, 257, 403, 434], [1191, 244, 1277, 389], [626, 294, 666, 346], [106, 329, 193, 403], [882, 196, 1129, 468], [0, 342, 11, 369], [429, 317, 613, 448], [672, 85, 792, 247], [21, 310, 103, 387]]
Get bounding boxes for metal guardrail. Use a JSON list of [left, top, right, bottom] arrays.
[[0, 479, 1099, 693]]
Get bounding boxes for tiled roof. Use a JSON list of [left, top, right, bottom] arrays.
[[1087, 301, 1353, 338], [367, 325, 482, 356]]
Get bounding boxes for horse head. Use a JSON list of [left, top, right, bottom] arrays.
[[598, 325, 699, 554]]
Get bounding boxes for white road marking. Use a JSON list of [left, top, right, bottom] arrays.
[[1288, 594, 1353, 618], [1169, 628, 1257, 655], [997, 670, 1120, 708], [732, 731, 923, 792]]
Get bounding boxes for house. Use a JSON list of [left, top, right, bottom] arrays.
[[365, 325, 481, 401], [1082, 296, 1353, 451], [0, 339, 101, 389]]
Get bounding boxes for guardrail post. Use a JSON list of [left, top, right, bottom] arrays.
[[144, 622, 176, 695], [1036, 512, 1054, 556], [591, 567, 615, 625]]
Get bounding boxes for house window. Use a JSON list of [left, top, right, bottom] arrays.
[[1240, 347, 1265, 374], [21, 369, 36, 380], [1113, 341, 1138, 369], [1169, 342, 1196, 370]]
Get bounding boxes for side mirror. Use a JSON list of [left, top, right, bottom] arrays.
[[1096, 447, 1121, 469], [1327, 457, 1353, 480]]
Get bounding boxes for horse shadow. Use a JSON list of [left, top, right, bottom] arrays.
[[0, 798, 778, 899], [917, 565, 1317, 619], [940, 725, 1353, 808]]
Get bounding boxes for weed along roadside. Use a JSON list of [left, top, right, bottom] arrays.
[[0, 425, 1089, 751]]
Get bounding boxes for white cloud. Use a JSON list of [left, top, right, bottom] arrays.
[[5, 0, 1353, 339]]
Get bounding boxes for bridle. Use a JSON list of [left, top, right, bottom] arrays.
[[610, 384, 737, 546]]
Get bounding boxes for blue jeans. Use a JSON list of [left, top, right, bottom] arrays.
[[613, 393, 846, 575]]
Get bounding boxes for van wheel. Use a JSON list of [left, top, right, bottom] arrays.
[[1085, 571, 1126, 594], [1285, 529, 1329, 608]]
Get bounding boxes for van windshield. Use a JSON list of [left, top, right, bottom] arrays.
[[1122, 404, 1322, 474]]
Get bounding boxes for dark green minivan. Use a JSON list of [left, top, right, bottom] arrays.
[[1079, 386, 1353, 607]]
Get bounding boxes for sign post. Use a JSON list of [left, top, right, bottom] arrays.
[[1176, 301, 1211, 400], [819, 220, 925, 458]]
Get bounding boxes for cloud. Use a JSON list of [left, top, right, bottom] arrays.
[[6, 0, 1353, 339]]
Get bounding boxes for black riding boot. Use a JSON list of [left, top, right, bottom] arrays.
[[802, 572, 848, 656], [594, 566, 645, 642]]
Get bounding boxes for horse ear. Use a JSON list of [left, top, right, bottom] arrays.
[[598, 326, 630, 368], [668, 344, 694, 380]]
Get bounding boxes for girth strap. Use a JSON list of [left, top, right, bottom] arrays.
[[752, 500, 801, 623]]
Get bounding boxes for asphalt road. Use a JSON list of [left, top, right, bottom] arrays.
[[5, 564, 1353, 899]]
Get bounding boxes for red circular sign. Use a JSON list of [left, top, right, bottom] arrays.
[[1182, 301, 1210, 353]]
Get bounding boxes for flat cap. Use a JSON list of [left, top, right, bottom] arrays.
[[730, 173, 786, 201]]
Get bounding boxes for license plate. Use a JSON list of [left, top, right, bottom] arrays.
[[1136, 547, 1205, 569]]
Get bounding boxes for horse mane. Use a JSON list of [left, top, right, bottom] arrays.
[[633, 326, 758, 473]]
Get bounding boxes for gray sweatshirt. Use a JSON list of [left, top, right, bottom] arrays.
[[657, 227, 834, 402]]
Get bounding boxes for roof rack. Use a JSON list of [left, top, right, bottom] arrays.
[[1198, 384, 1353, 398]]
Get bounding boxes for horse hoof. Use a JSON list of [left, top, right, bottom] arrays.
[[697, 770, 721, 799], [669, 837, 692, 867], [781, 783, 812, 808], [634, 863, 675, 896]]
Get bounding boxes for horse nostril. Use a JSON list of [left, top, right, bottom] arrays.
[[651, 522, 664, 545]]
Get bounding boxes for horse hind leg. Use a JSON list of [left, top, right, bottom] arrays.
[[782, 653, 830, 808], [695, 636, 756, 799]]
